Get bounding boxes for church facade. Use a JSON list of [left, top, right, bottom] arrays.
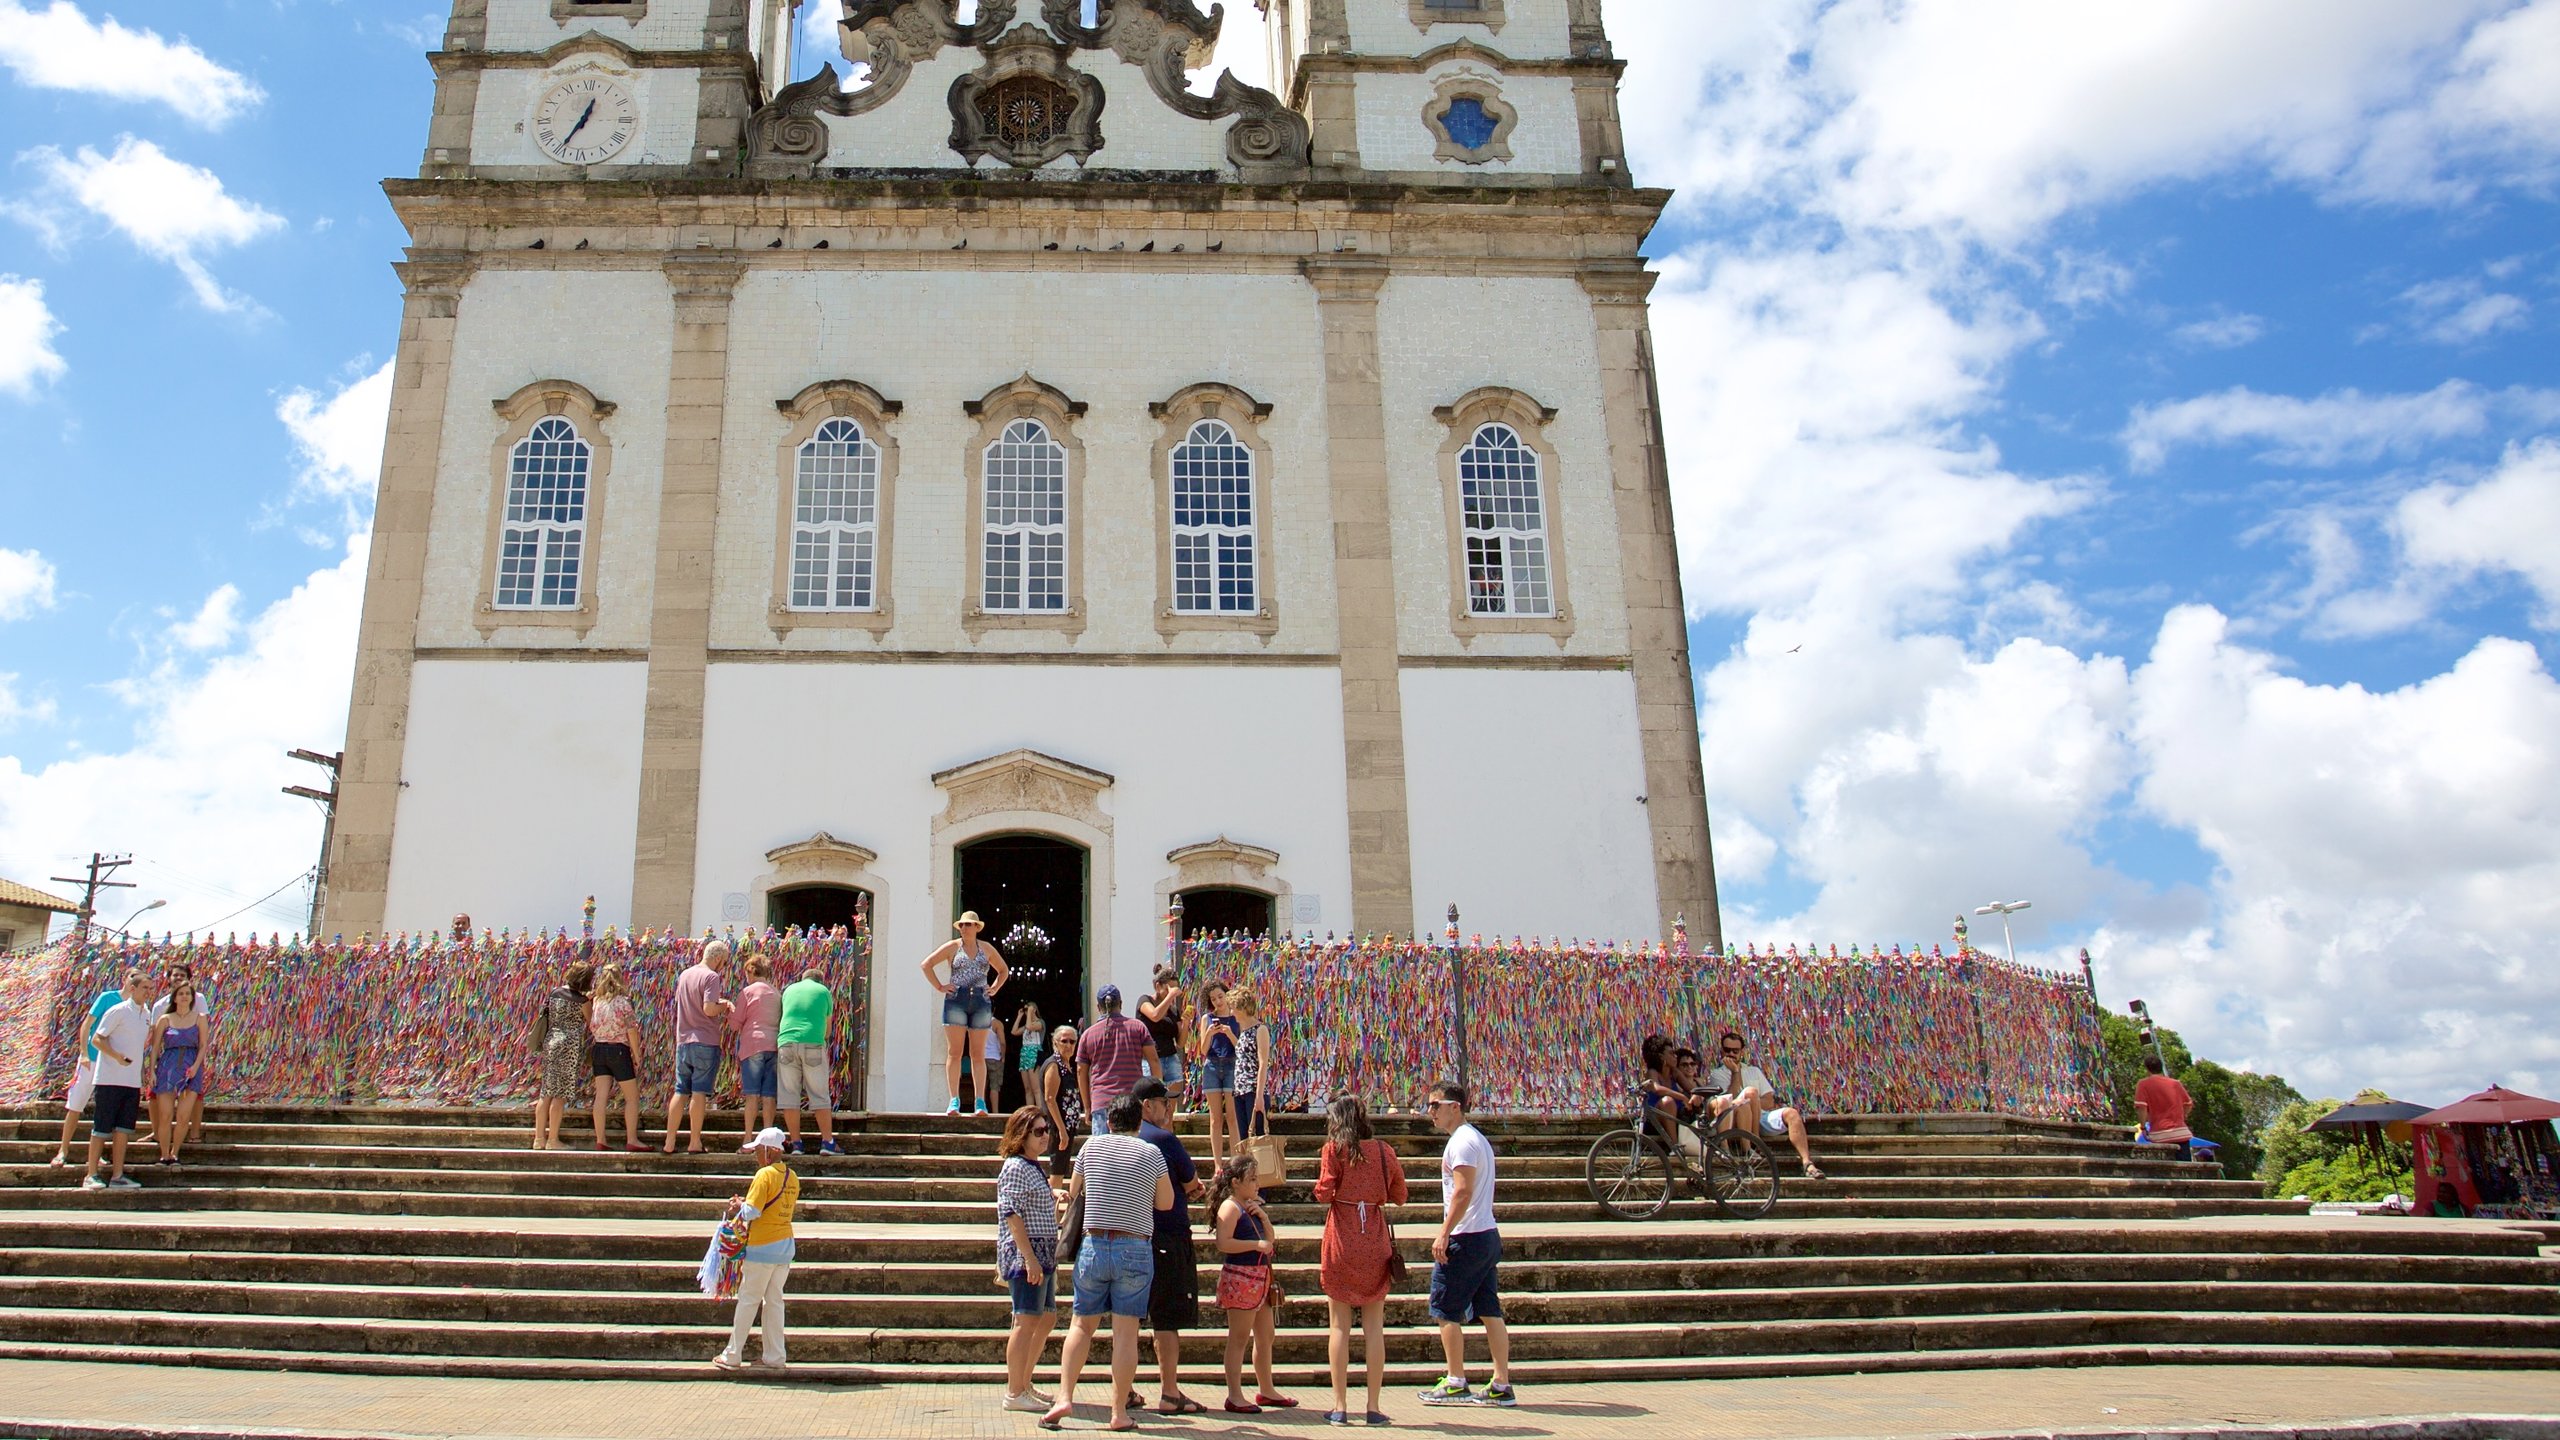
[[330, 0, 1718, 1107]]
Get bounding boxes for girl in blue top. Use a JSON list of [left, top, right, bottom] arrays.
[[1198, 981, 1243, 1166]]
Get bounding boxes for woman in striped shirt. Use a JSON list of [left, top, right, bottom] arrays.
[[997, 1109, 1062, 1413]]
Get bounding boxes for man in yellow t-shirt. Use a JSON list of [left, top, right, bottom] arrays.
[[715, 1127, 799, 1370]]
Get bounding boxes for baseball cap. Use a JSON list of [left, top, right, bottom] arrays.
[[1097, 983, 1123, 1008]]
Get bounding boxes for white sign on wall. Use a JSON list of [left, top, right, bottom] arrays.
[[721, 892, 749, 922], [1292, 894, 1322, 925]]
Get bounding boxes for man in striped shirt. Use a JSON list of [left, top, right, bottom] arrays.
[[1043, 1096, 1173, 1431]]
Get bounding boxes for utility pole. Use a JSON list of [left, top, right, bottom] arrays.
[[50, 853, 133, 939], [284, 748, 342, 940]]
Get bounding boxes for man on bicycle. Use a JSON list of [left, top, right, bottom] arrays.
[[1706, 1031, 1826, 1180]]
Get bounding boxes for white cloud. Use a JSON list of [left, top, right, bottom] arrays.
[[167, 584, 240, 651], [0, 534, 365, 938], [0, 0, 262, 126], [0, 274, 66, 394], [2397, 275, 2532, 344], [2122, 380, 2496, 471], [0, 673, 53, 728], [2172, 311, 2267, 349], [278, 361, 393, 502], [2394, 439, 2560, 626], [0, 546, 57, 620], [24, 137, 283, 312]]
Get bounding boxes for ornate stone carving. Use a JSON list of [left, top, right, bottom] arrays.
[[949, 25, 1108, 169], [932, 749, 1115, 834], [764, 831, 881, 877], [749, 0, 1017, 174], [1111, 5, 1307, 178]]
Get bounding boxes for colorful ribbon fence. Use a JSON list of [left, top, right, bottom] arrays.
[[1173, 932, 2114, 1120], [0, 925, 871, 1109]]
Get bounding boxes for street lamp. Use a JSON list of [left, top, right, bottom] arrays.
[[1972, 900, 2032, 967], [111, 898, 166, 935]]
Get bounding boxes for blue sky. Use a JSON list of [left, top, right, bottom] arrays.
[[2, 0, 2556, 1100]]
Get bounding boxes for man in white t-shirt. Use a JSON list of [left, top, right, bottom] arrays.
[[1707, 1031, 1824, 1179], [1419, 1081, 1514, 1409], [80, 974, 160, 1190], [51, 965, 140, 1167]]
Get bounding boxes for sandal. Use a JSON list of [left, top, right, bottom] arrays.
[[1039, 1402, 1071, 1430], [1804, 1163, 1828, 1181], [1157, 1396, 1207, 1415]]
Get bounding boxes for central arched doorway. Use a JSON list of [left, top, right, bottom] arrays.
[[767, 883, 868, 933], [1177, 886, 1273, 940], [957, 832, 1087, 1113]]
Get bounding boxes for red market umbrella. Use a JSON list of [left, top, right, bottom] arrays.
[[2412, 1086, 2560, 1127]]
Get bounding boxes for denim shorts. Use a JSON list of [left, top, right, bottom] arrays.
[[1197, 1056, 1234, 1093], [1428, 1229, 1503, 1323], [672, 1042, 722, 1096], [1157, 1051, 1187, 1086], [1009, 1270, 1058, 1316], [738, 1050, 778, 1100], [1073, 1232, 1154, 1319], [941, 984, 994, 1031]]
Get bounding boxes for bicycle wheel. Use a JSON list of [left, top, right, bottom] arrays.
[[1703, 1130, 1782, 1220], [1584, 1128, 1675, 1221]]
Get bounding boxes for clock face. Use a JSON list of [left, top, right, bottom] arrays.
[[531, 75, 640, 166]]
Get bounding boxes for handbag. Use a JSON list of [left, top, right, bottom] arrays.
[[1374, 1143, 1409, 1283], [1057, 1182, 1087, 1268], [1216, 1260, 1271, 1311], [1248, 1131, 1289, 1185]]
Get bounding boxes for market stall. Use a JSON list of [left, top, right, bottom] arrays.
[[2410, 1086, 2560, 1220]]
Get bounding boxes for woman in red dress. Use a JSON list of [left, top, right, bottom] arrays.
[[1314, 1094, 1408, 1425]]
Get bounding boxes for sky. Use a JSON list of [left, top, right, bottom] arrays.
[[1, 1, 2556, 1103]]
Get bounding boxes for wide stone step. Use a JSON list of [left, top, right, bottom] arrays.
[[0, 1303, 2550, 1367], [9, 1245, 2549, 1298], [6, 1272, 2553, 1331], [0, 1180, 2306, 1225], [4, 1336, 2555, 1388], [0, 1137, 2226, 1183]]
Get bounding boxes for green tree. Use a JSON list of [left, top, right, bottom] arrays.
[[2232, 1070, 2306, 1142], [2274, 1151, 2415, 1204], [2258, 1097, 2349, 1188], [2097, 1011, 2192, 1124], [2181, 1060, 2258, 1176]]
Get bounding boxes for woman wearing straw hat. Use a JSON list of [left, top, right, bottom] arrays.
[[920, 911, 1011, 1115]]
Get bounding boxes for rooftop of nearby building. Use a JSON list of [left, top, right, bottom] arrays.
[[0, 878, 79, 914]]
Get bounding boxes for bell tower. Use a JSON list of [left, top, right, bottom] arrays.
[[1255, 0, 1624, 182]]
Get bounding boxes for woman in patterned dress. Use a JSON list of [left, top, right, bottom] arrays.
[[1315, 1094, 1408, 1424], [531, 962, 593, 1150]]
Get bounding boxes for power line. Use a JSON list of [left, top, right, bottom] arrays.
[[170, 867, 316, 936]]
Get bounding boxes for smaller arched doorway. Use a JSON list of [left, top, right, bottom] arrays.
[[1177, 886, 1273, 940], [768, 884, 869, 933]]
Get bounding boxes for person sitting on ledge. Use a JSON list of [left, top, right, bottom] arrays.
[[1639, 1034, 1704, 1161], [1707, 1031, 1825, 1180], [2133, 1054, 2195, 1158]]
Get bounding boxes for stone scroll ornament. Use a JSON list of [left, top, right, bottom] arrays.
[[746, 0, 1308, 180]]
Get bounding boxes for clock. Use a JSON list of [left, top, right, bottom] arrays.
[[531, 74, 641, 166]]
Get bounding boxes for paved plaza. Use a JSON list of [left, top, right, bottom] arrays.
[[0, 1361, 2554, 1440]]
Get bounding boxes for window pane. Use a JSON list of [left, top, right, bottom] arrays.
[[797, 418, 878, 526], [1025, 531, 1065, 610], [1174, 532, 1210, 611], [1507, 535, 1552, 616], [1465, 535, 1508, 614], [987, 419, 1065, 527], [1217, 531, 1255, 612], [984, 530, 1022, 611]]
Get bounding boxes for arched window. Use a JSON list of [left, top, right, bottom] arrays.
[[983, 418, 1068, 613], [1170, 419, 1257, 614], [788, 417, 881, 610], [1458, 422, 1552, 616], [494, 416, 591, 610]]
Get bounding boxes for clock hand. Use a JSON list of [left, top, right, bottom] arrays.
[[562, 99, 598, 145]]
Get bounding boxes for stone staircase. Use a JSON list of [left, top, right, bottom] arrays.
[[1, 1104, 2553, 1384]]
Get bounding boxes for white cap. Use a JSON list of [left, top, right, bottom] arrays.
[[751, 1126, 788, 1153]]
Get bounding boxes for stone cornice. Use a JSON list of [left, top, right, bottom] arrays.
[[428, 42, 760, 77]]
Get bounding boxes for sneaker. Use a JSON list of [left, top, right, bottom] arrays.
[[976, 1100, 994, 1115], [819, 1140, 841, 1156], [1002, 1392, 1050, 1413], [79, 1175, 104, 1190], [107, 1176, 140, 1190], [944, 1099, 962, 1115], [1470, 1384, 1517, 1408], [1417, 1378, 1473, 1406], [1327, 1411, 1353, 1427]]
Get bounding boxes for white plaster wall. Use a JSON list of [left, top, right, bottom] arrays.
[[815, 48, 1235, 173], [471, 64, 705, 169], [1357, 66, 1580, 174], [1399, 666, 1657, 939], [692, 662, 1357, 1110], [484, 0, 714, 52], [418, 269, 676, 650], [709, 268, 1338, 654], [1345, 0, 1573, 58], [383, 661, 650, 931], [1373, 274, 1629, 658]]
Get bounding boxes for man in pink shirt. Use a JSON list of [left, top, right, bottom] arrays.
[[1078, 984, 1156, 1133], [662, 940, 734, 1154]]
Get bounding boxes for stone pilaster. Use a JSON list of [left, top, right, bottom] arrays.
[[629, 254, 746, 935], [1580, 264, 1721, 948], [324, 254, 476, 938], [1304, 257, 1415, 937]]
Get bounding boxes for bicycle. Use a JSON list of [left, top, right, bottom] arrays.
[[1583, 1087, 1782, 1220]]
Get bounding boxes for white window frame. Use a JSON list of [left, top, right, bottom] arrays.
[[494, 416, 593, 611], [788, 416, 883, 612], [476, 380, 614, 636], [1436, 387, 1573, 640], [981, 418, 1070, 615], [1169, 418, 1260, 615]]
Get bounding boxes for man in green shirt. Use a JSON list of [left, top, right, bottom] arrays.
[[776, 961, 839, 1155]]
